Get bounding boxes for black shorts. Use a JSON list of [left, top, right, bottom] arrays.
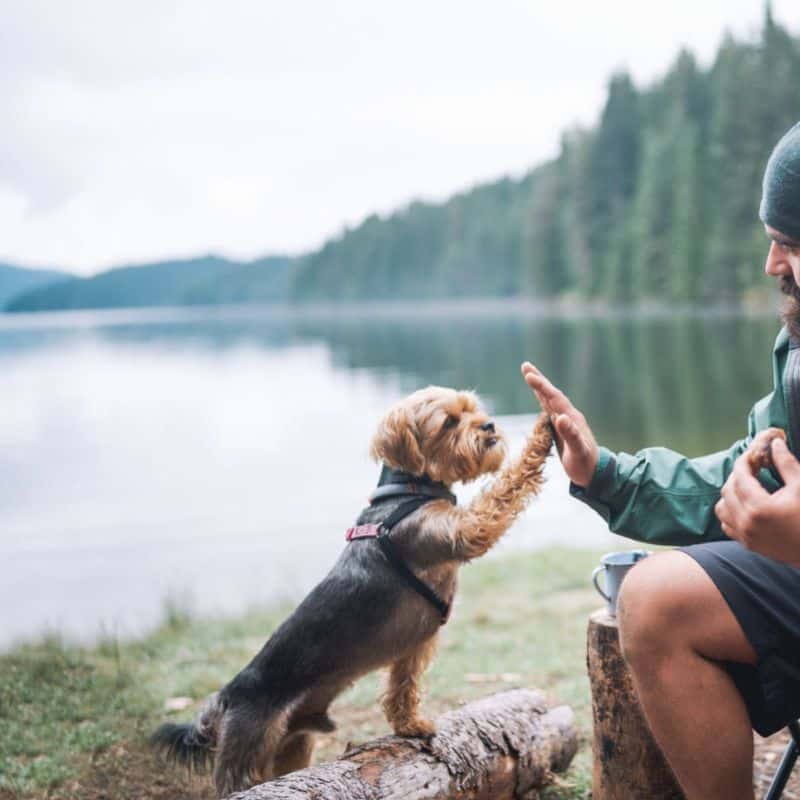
[[683, 540, 800, 736]]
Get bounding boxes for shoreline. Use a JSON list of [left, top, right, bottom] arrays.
[[0, 546, 602, 799], [0, 296, 784, 331]]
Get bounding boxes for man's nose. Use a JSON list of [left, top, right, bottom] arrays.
[[765, 242, 793, 276], [480, 421, 495, 433]]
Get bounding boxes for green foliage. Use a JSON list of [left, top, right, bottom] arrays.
[[0, 635, 148, 794], [289, 177, 536, 302]]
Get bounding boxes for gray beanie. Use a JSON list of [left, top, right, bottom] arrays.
[[760, 121, 800, 242]]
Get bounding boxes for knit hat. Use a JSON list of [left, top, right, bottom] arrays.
[[760, 121, 800, 242]]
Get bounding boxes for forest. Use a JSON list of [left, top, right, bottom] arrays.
[[289, 7, 800, 305]]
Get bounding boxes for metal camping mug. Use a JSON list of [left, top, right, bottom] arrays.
[[591, 550, 650, 617]]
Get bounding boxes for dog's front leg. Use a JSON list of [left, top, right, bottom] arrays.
[[453, 412, 552, 561], [383, 637, 437, 738]]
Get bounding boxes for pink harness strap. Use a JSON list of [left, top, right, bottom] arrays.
[[345, 523, 380, 541], [344, 495, 452, 625]]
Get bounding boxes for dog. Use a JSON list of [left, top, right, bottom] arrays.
[[151, 386, 552, 796]]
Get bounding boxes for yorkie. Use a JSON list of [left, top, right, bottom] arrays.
[[152, 386, 552, 796]]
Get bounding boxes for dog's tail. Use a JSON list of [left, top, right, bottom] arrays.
[[150, 692, 223, 772]]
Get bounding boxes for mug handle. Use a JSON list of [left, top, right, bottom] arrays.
[[592, 566, 611, 603]]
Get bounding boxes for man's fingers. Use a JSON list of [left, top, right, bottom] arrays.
[[719, 518, 737, 541], [770, 438, 800, 481], [524, 383, 551, 414], [730, 453, 770, 505], [554, 413, 586, 452], [717, 487, 749, 536], [716, 497, 741, 542], [715, 497, 731, 527], [716, 492, 742, 527], [521, 363, 592, 463], [521, 368, 573, 415], [522, 363, 559, 414]]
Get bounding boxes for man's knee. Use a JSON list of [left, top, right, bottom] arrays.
[[617, 552, 699, 671]]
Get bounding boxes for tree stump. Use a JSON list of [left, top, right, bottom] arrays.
[[227, 689, 578, 800], [587, 608, 685, 799]]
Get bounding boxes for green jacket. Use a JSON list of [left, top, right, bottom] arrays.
[[571, 326, 793, 546]]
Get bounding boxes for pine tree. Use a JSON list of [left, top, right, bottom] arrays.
[[585, 73, 641, 296]]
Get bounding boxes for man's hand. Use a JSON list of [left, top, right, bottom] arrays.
[[520, 361, 598, 487], [716, 436, 800, 564]]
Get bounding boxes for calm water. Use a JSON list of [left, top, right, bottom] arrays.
[[0, 305, 780, 649]]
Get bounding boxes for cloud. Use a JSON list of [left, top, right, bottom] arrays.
[[0, 0, 795, 273]]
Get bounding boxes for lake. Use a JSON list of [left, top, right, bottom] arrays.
[[0, 304, 781, 649]]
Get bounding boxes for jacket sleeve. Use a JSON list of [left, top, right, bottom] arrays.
[[572, 328, 789, 546], [569, 442, 746, 545]]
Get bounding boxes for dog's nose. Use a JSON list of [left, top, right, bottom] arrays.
[[480, 421, 496, 433]]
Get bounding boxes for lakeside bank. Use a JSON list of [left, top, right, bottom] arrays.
[[0, 547, 604, 800]]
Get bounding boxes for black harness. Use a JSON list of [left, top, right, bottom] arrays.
[[345, 465, 456, 624]]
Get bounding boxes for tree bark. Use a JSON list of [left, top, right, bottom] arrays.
[[587, 608, 685, 800], [227, 689, 578, 800]]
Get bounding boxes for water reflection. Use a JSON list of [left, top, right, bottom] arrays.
[[292, 314, 777, 454], [0, 306, 781, 646], [1, 308, 778, 455]]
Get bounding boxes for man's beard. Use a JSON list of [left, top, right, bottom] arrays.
[[780, 275, 800, 340]]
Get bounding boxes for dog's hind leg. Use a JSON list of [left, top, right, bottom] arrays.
[[273, 732, 315, 776], [213, 704, 290, 797], [382, 635, 438, 738], [454, 411, 552, 560]]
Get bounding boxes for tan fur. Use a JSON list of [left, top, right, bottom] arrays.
[[365, 387, 553, 735], [272, 732, 315, 775], [382, 635, 439, 736]]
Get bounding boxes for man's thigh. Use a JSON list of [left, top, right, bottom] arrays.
[[619, 549, 757, 665], [621, 540, 800, 736]]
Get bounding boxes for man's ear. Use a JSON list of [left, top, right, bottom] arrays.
[[370, 405, 425, 475]]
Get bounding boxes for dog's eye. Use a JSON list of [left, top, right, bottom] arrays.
[[442, 415, 459, 430]]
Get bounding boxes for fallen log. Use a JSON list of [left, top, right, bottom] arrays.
[[227, 689, 578, 800]]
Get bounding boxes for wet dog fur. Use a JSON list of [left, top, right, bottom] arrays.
[[151, 386, 552, 796]]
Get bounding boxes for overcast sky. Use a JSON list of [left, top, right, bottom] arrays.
[[1, 1, 795, 276]]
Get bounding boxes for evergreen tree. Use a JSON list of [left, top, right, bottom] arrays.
[[585, 73, 641, 295], [524, 162, 569, 297]]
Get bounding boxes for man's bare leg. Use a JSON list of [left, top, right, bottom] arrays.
[[618, 551, 758, 800]]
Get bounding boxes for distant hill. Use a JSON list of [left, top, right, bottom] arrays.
[[5, 255, 292, 312], [182, 256, 293, 305], [0, 263, 72, 309]]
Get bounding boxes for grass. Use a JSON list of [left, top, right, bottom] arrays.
[[0, 547, 605, 799]]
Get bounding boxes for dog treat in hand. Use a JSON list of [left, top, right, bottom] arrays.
[[746, 428, 787, 473]]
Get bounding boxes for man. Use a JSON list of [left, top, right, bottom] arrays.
[[522, 121, 800, 800]]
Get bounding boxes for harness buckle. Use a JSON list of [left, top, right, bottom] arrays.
[[345, 523, 380, 541]]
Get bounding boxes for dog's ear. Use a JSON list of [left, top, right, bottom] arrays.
[[370, 405, 425, 475]]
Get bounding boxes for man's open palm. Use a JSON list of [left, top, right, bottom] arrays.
[[521, 362, 599, 488]]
